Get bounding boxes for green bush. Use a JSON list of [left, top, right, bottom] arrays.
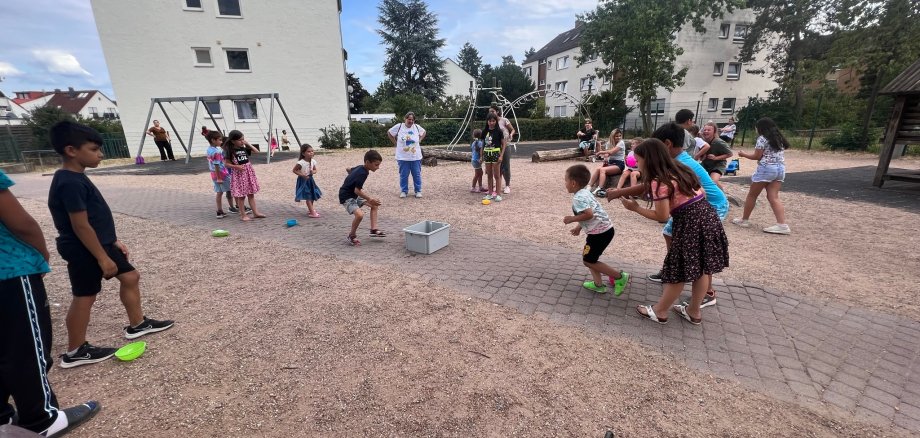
[[318, 124, 349, 149], [348, 122, 390, 148], [821, 123, 881, 151]]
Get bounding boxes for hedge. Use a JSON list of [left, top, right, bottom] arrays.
[[349, 117, 586, 148]]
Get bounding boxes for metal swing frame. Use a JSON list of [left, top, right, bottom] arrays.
[[137, 93, 300, 164]]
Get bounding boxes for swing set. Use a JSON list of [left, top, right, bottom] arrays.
[[136, 93, 300, 164]]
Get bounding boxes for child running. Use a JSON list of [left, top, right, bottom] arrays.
[[563, 164, 630, 295], [732, 117, 791, 235], [223, 130, 266, 221], [205, 130, 233, 218], [470, 128, 484, 193], [47, 121, 174, 368], [339, 150, 384, 246], [619, 139, 729, 325], [293, 144, 322, 218]]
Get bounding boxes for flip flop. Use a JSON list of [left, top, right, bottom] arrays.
[[369, 229, 387, 237], [672, 304, 702, 325], [636, 305, 667, 324]]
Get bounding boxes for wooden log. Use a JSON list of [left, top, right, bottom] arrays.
[[422, 148, 471, 161], [531, 148, 583, 163], [422, 156, 438, 167]]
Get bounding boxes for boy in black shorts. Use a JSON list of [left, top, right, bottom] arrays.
[[48, 121, 174, 368], [339, 150, 383, 246]]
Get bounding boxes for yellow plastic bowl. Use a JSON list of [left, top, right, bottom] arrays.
[[115, 341, 146, 361], [482, 199, 491, 205]]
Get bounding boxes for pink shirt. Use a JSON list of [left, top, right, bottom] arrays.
[[651, 179, 703, 212]]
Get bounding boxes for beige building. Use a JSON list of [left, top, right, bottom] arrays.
[[522, 11, 778, 129], [91, 0, 349, 155]]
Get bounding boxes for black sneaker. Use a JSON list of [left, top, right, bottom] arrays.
[[41, 401, 101, 437], [216, 211, 227, 219], [647, 272, 662, 283], [124, 316, 175, 339], [681, 292, 717, 309], [59, 342, 116, 369], [244, 206, 253, 214], [228, 206, 239, 214]]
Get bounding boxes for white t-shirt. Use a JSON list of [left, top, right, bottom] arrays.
[[693, 137, 707, 157], [297, 159, 317, 176], [388, 123, 426, 161]]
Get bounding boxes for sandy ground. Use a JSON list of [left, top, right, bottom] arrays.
[[12, 147, 918, 436]]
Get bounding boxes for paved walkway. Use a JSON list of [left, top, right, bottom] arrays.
[[12, 175, 920, 434]]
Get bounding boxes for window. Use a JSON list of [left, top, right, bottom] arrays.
[[584, 54, 598, 63], [523, 67, 532, 77], [721, 98, 736, 114], [225, 49, 250, 71], [538, 79, 545, 87], [204, 101, 223, 118], [733, 25, 749, 43], [719, 23, 730, 38], [650, 98, 665, 115], [713, 62, 724, 76], [555, 81, 567, 93], [234, 100, 258, 121], [553, 105, 568, 117], [539, 58, 546, 65], [727, 62, 741, 80], [579, 77, 595, 91], [184, 0, 202, 9], [193, 47, 212, 66], [217, 0, 241, 17], [556, 55, 569, 70], [88, 107, 98, 114], [708, 98, 719, 111]]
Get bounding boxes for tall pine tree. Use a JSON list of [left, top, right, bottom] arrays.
[[457, 42, 483, 78], [377, 0, 447, 101]]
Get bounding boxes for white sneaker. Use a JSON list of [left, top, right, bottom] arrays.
[[763, 224, 791, 235], [414, 192, 422, 198], [731, 218, 751, 228], [399, 192, 407, 198], [503, 186, 510, 194]]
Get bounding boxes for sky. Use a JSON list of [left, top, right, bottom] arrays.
[[0, 0, 598, 100]]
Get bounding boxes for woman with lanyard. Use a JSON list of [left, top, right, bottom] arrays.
[[387, 112, 427, 198]]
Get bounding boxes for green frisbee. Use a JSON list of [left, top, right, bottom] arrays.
[[115, 341, 146, 361], [212, 229, 229, 237]]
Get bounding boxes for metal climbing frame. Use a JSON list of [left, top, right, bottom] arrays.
[[137, 93, 299, 164]]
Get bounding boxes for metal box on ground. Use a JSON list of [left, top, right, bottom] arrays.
[[403, 221, 450, 254]]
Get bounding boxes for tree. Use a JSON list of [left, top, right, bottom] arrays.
[[477, 58, 536, 119], [524, 47, 536, 61], [457, 42, 482, 78], [580, 0, 741, 135], [738, 0, 828, 122], [377, 0, 447, 101], [25, 105, 76, 148], [585, 90, 634, 134], [346, 72, 371, 113], [826, 0, 920, 147]]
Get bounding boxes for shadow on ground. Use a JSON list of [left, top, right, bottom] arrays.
[[723, 165, 920, 214], [87, 152, 298, 176]]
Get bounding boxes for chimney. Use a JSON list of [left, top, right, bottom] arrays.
[[68, 87, 77, 98], [576, 18, 584, 28], [54, 88, 61, 93]]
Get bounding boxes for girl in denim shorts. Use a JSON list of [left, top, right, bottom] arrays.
[[732, 117, 791, 235]]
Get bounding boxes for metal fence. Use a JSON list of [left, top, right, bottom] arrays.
[[0, 131, 129, 163]]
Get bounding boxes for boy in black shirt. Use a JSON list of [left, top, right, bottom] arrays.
[[47, 121, 174, 368], [339, 150, 383, 246]]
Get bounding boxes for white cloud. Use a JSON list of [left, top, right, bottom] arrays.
[[503, 0, 597, 18], [31, 49, 91, 76], [0, 62, 25, 77]]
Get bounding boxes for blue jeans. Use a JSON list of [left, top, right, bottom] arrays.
[[398, 159, 422, 194]]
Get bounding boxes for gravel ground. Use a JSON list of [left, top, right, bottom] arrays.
[[16, 146, 918, 436]]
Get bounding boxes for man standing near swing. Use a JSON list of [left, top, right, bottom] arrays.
[[145, 120, 176, 161]]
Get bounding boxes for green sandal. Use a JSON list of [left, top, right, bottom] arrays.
[[582, 280, 607, 294]]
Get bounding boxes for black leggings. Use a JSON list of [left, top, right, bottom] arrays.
[[154, 140, 175, 161]]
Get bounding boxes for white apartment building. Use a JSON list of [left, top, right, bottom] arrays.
[[442, 58, 476, 98], [91, 0, 349, 156], [522, 11, 778, 130]]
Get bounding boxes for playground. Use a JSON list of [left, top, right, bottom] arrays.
[[9, 146, 920, 436]]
